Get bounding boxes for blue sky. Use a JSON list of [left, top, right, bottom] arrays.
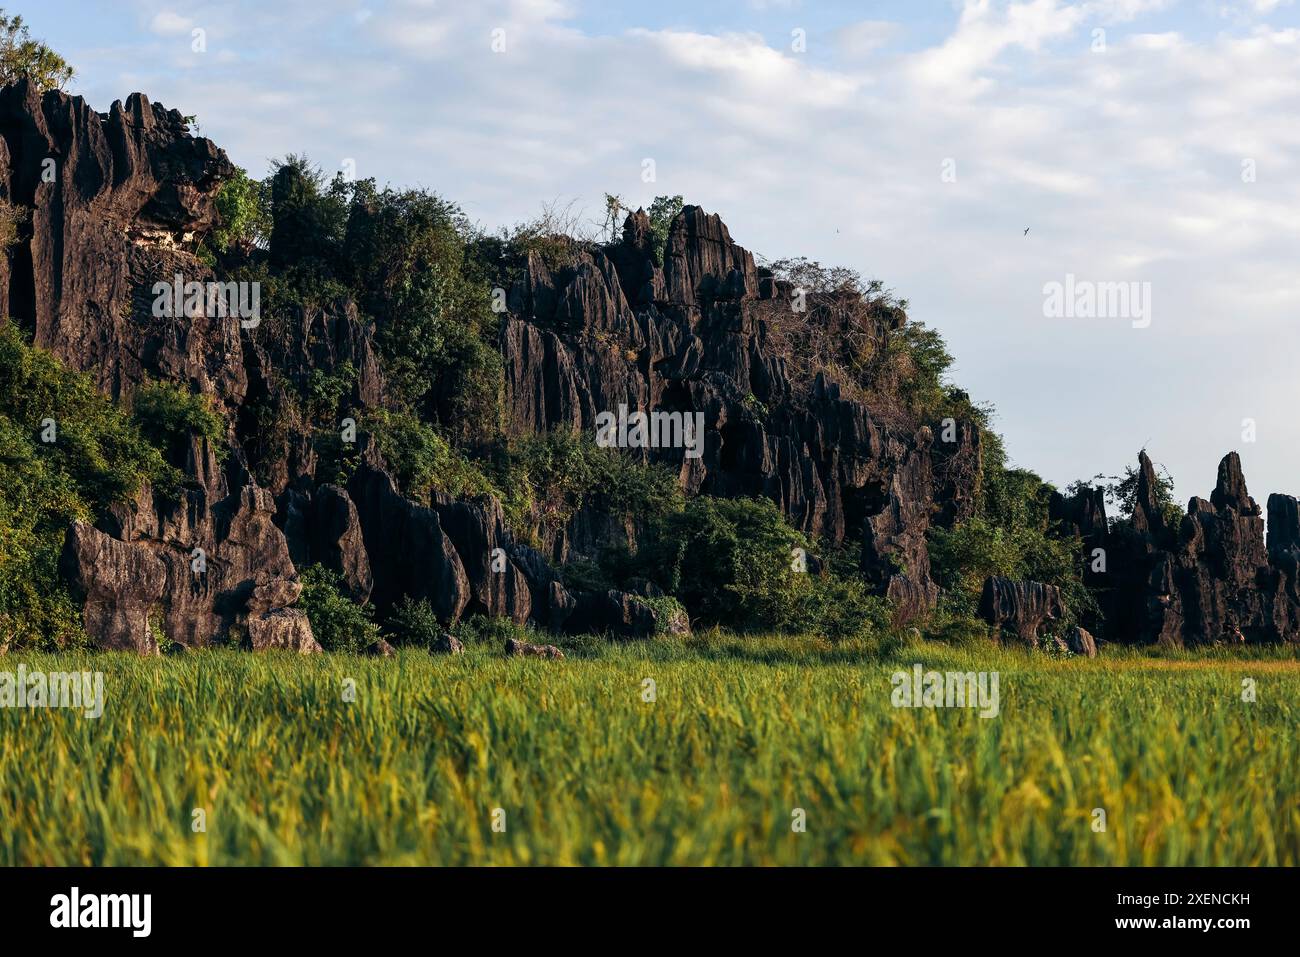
[[16, 0, 1300, 510]]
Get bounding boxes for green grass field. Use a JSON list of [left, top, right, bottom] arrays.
[[2, 635, 1297, 865]]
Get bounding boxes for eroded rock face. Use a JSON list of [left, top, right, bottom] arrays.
[[61, 522, 166, 654], [311, 484, 374, 603], [979, 577, 1063, 644], [0, 80, 241, 407], [499, 205, 980, 614], [14, 71, 976, 647], [248, 609, 320, 654], [0, 81, 316, 656], [99, 453, 308, 649], [433, 495, 532, 624]]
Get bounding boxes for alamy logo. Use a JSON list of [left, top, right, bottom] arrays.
[[595, 404, 705, 460], [1042, 273, 1150, 328], [50, 887, 151, 937], [890, 664, 1000, 718], [152, 273, 261, 328], [0, 666, 103, 719]]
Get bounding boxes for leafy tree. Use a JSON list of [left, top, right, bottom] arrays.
[[267, 155, 348, 274], [929, 517, 1085, 618], [646, 194, 684, 265], [1076, 457, 1182, 528], [628, 494, 894, 640], [931, 439, 1098, 630], [301, 362, 356, 424], [767, 256, 880, 297], [795, 572, 894, 643], [340, 179, 502, 440], [641, 496, 807, 628], [250, 158, 506, 448], [601, 193, 626, 243], [886, 320, 954, 420], [0, 12, 74, 91], [210, 167, 271, 254]]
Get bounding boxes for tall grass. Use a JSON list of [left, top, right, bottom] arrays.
[[0, 639, 1296, 865]]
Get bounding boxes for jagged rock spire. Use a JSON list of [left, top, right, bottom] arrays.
[[1211, 451, 1259, 515]]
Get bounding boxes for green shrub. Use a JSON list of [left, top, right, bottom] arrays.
[[930, 510, 1096, 627], [0, 197, 26, 251], [633, 595, 689, 636], [340, 179, 503, 440], [267, 156, 348, 274], [922, 598, 994, 646], [497, 430, 683, 536], [0, 417, 87, 648], [886, 320, 953, 420], [301, 362, 356, 424], [450, 613, 537, 648], [366, 409, 499, 504], [131, 379, 226, 467], [793, 573, 894, 643], [641, 496, 807, 630], [297, 565, 379, 653], [385, 595, 442, 648]]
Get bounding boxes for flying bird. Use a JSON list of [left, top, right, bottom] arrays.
[[1023, 227, 1030, 236]]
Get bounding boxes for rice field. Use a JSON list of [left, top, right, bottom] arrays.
[[1, 636, 1297, 865]]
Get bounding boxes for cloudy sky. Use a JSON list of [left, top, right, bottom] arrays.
[[23, 0, 1300, 510]]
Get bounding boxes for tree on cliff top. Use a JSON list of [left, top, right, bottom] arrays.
[[0, 12, 74, 92]]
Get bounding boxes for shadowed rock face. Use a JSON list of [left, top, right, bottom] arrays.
[[0, 81, 318, 654], [979, 577, 1063, 644]]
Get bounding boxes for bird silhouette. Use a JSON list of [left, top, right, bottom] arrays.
[[1023, 227, 1030, 236]]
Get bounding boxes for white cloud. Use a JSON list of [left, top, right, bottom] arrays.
[[148, 10, 192, 35], [56, 0, 1300, 504], [906, 0, 1087, 96], [835, 20, 897, 58]]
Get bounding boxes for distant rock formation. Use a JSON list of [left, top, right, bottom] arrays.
[[1054, 450, 1300, 646]]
